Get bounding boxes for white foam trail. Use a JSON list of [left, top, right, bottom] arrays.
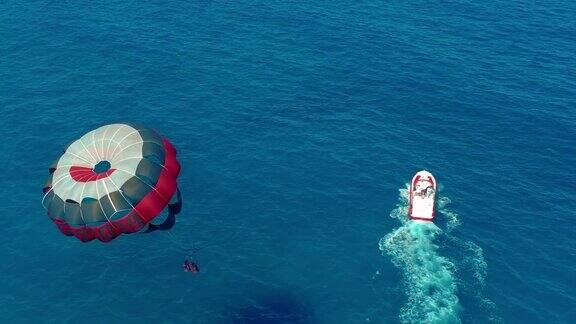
[[437, 196, 501, 322], [379, 185, 461, 324], [462, 242, 501, 322], [437, 196, 460, 233], [463, 241, 487, 286], [450, 237, 502, 323]]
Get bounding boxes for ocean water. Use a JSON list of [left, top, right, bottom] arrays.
[[1, 0, 575, 323]]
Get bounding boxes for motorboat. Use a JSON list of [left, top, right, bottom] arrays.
[[408, 170, 436, 221]]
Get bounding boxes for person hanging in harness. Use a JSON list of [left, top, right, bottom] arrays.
[[183, 259, 200, 273]]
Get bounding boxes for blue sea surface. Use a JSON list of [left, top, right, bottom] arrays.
[[1, 1, 575, 323]]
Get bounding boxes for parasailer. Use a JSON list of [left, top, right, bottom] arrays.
[[42, 123, 182, 243], [183, 259, 200, 273]]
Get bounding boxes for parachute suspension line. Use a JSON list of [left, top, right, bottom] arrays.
[[169, 189, 200, 259], [163, 229, 200, 260], [143, 187, 198, 259]]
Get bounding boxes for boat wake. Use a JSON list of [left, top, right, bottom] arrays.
[[379, 185, 460, 323], [378, 184, 499, 323], [437, 192, 501, 323]]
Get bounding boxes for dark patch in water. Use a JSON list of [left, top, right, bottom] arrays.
[[228, 287, 315, 324]]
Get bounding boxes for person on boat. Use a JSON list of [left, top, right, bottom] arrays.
[[183, 259, 200, 273], [415, 185, 427, 197]]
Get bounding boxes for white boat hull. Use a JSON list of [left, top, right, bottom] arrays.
[[408, 170, 437, 221]]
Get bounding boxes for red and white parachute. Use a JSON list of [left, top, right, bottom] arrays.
[[42, 123, 181, 242]]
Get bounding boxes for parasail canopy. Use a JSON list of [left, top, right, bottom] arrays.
[[42, 123, 181, 242]]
